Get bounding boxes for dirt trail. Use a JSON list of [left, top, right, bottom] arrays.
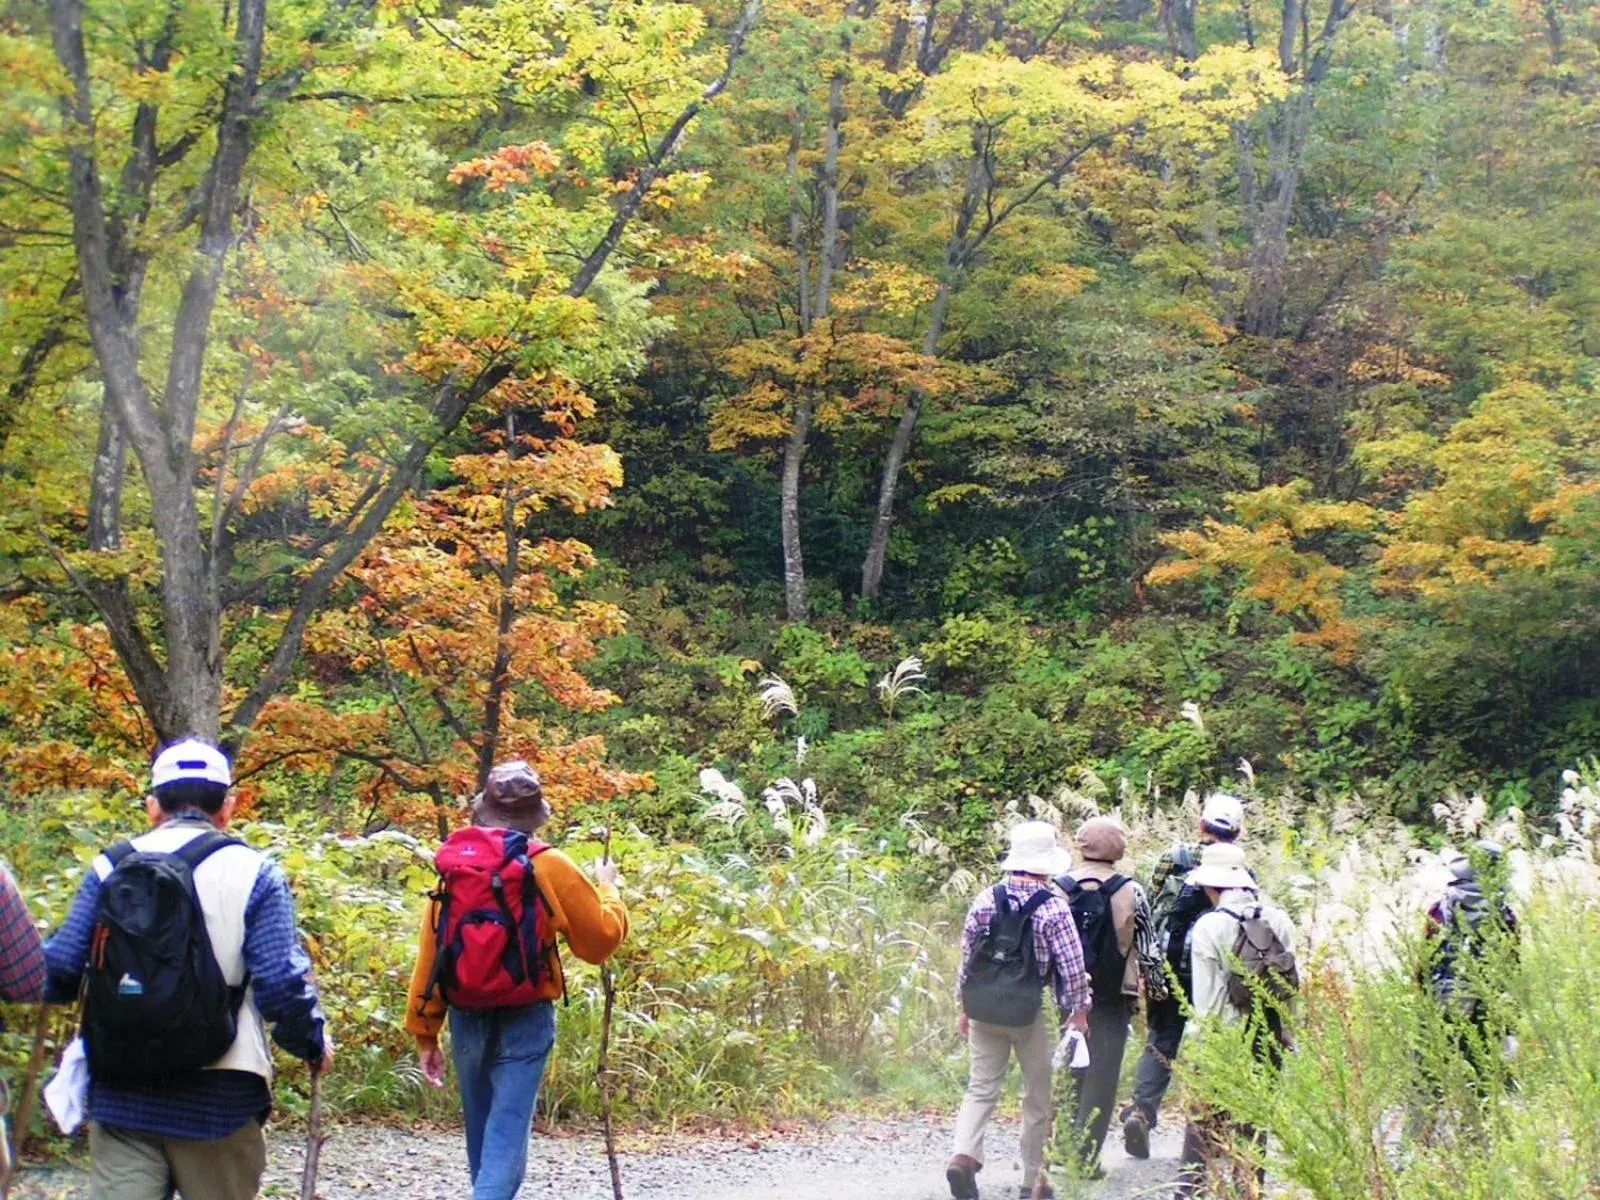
[[11, 1115, 1185, 1199]]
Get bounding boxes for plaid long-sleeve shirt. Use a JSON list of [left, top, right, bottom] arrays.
[[45, 814, 326, 1141], [957, 875, 1091, 1017], [0, 859, 46, 1003]]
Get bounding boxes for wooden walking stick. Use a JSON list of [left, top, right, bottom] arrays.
[[1, 1004, 52, 1200], [300, 1066, 325, 1200], [596, 825, 624, 1200]]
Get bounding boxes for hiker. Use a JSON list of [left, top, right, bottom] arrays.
[[948, 821, 1090, 1200], [1423, 841, 1518, 1088], [1056, 817, 1162, 1177], [406, 761, 628, 1200], [43, 738, 329, 1200], [0, 858, 45, 1002], [1174, 842, 1297, 1200], [1120, 791, 1246, 1159]]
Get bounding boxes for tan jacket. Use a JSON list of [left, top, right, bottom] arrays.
[[1063, 862, 1141, 998]]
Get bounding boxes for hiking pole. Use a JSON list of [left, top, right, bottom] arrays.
[[1, 1004, 52, 1200], [596, 824, 624, 1200], [300, 1067, 325, 1200]]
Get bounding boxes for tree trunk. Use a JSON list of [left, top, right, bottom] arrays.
[[859, 281, 950, 601], [1239, 92, 1311, 338], [478, 415, 521, 785], [779, 68, 847, 622], [781, 397, 815, 621]]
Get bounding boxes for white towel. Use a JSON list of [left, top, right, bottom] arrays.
[[43, 1037, 88, 1134], [1053, 1029, 1091, 1072]]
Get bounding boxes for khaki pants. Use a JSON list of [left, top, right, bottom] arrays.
[[88, 1119, 267, 1200], [951, 1014, 1054, 1188]]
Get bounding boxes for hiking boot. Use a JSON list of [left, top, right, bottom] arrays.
[[1122, 1107, 1151, 1160], [1019, 1186, 1055, 1199], [946, 1154, 980, 1199]]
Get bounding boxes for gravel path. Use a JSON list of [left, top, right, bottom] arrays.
[[10, 1114, 1185, 1200]]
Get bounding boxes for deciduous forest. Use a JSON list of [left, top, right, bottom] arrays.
[[2, 0, 1599, 1189]]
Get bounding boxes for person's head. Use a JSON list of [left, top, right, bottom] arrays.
[[1199, 791, 1245, 844], [472, 761, 550, 834], [999, 820, 1072, 880], [1076, 816, 1127, 865], [1186, 842, 1255, 905], [146, 738, 235, 829], [1447, 838, 1506, 890]]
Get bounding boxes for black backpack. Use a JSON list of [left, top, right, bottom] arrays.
[[82, 832, 249, 1082], [1060, 873, 1131, 1006], [962, 885, 1054, 1028]]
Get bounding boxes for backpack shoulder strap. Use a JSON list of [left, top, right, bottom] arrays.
[[172, 830, 243, 871], [1017, 888, 1054, 919], [992, 883, 1013, 915], [1102, 874, 1131, 898], [104, 840, 138, 868], [1057, 874, 1082, 897]]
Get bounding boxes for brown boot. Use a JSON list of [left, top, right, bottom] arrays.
[[946, 1154, 981, 1199]]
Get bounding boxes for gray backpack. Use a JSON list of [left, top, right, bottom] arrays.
[[1224, 906, 1299, 1010]]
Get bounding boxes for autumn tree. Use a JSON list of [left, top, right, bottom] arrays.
[[2, 0, 758, 746]]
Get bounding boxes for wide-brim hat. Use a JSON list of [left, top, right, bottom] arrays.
[[1187, 841, 1256, 891], [999, 820, 1073, 876], [471, 761, 549, 833]]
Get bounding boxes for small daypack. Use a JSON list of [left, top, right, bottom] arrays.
[[1429, 884, 1515, 1017], [1059, 873, 1131, 1005], [1150, 843, 1201, 955], [1223, 906, 1300, 1011], [426, 826, 556, 1009], [962, 885, 1054, 1028], [82, 831, 247, 1082]]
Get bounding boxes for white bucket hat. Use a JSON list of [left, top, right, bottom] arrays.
[[999, 821, 1073, 877], [150, 738, 232, 789], [1186, 842, 1256, 891]]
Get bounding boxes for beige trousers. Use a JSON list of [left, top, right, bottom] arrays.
[[951, 1014, 1054, 1187], [88, 1119, 267, 1200]]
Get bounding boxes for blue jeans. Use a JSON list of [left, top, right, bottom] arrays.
[[449, 1002, 557, 1200]]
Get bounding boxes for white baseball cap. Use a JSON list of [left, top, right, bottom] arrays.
[[1201, 791, 1245, 838], [150, 739, 232, 789]]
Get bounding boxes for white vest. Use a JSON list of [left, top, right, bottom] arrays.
[[92, 820, 275, 1081]]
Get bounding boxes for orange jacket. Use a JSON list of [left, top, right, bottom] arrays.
[[405, 846, 628, 1050]]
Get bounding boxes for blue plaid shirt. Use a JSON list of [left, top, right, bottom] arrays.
[[45, 815, 326, 1141], [0, 859, 46, 1002]]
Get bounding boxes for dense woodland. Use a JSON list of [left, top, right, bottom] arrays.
[[2, 0, 1600, 1187], [4, 0, 1600, 844]]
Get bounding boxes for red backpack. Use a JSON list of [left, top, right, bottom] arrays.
[[425, 827, 557, 1008]]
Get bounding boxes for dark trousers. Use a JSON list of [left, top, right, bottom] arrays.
[[1069, 996, 1134, 1169], [1129, 989, 1187, 1126], [1176, 1110, 1266, 1199]]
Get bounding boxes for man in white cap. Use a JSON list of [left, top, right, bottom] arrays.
[[1121, 790, 1246, 1159], [1174, 841, 1296, 1199], [948, 821, 1090, 1200], [45, 738, 330, 1200]]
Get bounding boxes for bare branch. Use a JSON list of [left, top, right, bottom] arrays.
[[565, 0, 762, 298]]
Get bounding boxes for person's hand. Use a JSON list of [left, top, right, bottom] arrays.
[[595, 860, 620, 887], [420, 1047, 447, 1089], [1068, 1009, 1090, 1035], [311, 1034, 335, 1076], [957, 1013, 970, 1040]]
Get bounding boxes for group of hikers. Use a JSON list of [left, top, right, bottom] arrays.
[[0, 740, 628, 1200], [947, 796, 1517, 1199], [0, 737, 1516, 1200]]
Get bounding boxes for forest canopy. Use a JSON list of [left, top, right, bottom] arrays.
[[2, 0, 1598, 832]]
